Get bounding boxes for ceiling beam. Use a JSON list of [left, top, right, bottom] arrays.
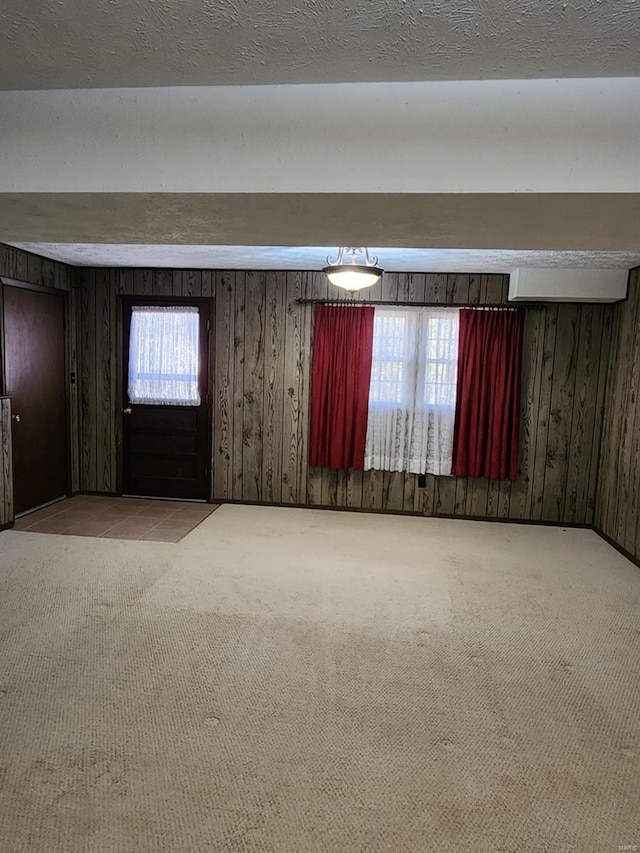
[[2, 192, 639, 251]]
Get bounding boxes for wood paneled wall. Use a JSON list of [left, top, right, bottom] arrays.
[[0, 245, 80, 524], [0, 397, 12, 527], [77, 267, 612, 524], [595, 267, 640, 556]]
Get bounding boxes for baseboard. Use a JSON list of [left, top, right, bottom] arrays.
[[213, 499, 594, 526], [592, 526, 640, 571], [428, 513, 592, 528], [215, 498, 601, 524], [213, 498, 423, 517], [0, 521, 14, 532]]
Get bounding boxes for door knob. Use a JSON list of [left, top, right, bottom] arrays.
[[123, 407, 133, 414], [12, 414, 21, 423]]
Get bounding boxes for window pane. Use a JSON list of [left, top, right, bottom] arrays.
[[421, 316, 458, 408], [128, 306, 201, 406], [369, 314, 407, 405], [373, 315, 406, 359]]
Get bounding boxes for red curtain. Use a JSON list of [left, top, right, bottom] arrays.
[[309, 305, 375, 469], [452, 308, 524, 481]]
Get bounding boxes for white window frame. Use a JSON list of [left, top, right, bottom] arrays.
[[365, 307, 459, 475]]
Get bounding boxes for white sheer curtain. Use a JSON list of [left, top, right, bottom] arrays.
[[364, 307, 459, 474], [128, 306, 201, 406]]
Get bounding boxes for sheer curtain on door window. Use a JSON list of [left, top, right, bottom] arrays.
[[364, 307, 459, 475], [128, 306, 201, 406]]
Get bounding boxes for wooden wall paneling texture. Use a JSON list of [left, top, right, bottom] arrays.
[[232, 272, 246, 501], [66, 269, 81, 492], [592, 303, 614, 537], [623, 281, 640, 555], [597, 296, 623, 540], [213, 271, 235, 501], [303, 271, 328, 508], [0, 398, 13, 526], [262, 271, 286, 503], [242, 271, 265, 502], [586, 306, 612, 527], [620, 286, 640, 552], [73, 266, 612, 525], [0, 246, 80, 514], [595, 268, 640, 557], [541, 304, 579, 522], [80, 268, 97, 491], [570, 305, 612, 525], [96, 269, 114, 491], [528, 305, 558, 521], [606, 293, 629, 544], [621, 270, 640, 555]]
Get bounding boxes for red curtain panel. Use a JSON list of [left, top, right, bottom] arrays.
[[309, 305, 375, 469], [452, 308, 524, 481]]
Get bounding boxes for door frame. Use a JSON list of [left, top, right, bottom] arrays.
[[116, 295, 214, 500], [0, 276, 73, 507]]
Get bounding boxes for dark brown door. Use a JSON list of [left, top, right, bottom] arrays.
[[122, 299, 211, 500], [3, 284, 68, 514]]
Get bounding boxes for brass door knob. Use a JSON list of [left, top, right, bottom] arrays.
[[123, 407, 133, 415], [12, 414, 21, 423]]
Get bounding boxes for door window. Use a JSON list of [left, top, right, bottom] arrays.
[[128, 306, 201, 406]]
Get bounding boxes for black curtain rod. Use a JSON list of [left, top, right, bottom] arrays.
[[295, 298, 533, 309]]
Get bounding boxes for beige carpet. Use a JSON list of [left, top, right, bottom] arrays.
[[0, 506, 638, 852]]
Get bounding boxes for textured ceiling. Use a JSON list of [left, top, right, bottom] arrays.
[[9, 244, 640, 273], [2, 0, 639, 90], [3, 193, 640, 252]]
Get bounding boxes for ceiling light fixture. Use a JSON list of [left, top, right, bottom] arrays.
[[323, 247, 383, 293]]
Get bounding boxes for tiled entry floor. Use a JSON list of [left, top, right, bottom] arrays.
[[13, 495, 219, 542]]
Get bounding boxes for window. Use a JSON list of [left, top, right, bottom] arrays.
[[128, 306, 201, 406], [423, 313, 459, 409], [369, 312, 407, 406], [364, 308, 459, 475]]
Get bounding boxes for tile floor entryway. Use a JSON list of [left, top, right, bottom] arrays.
[[13, 495, 219, 542]]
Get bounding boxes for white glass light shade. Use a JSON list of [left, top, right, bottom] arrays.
[[323, 264, 383, 292]]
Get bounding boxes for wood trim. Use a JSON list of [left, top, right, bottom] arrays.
[[181, 497, 425, 517], [0, 248, 81, 493], [0, 397, 13, 526], [115, 295, 124, 494], [209, 498, 596, 525], [120, 295, 214, 308], [0, 276, 69, 295], [426, 512, 591, 528], [207, 296, 216, 499], [593, 526, 640, 572]]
